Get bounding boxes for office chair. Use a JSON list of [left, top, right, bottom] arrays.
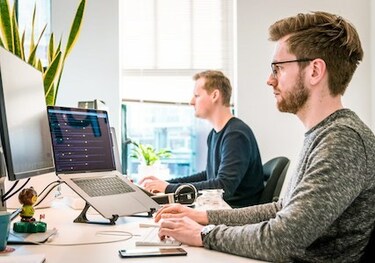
[[360, 225, 375, 262], [258, 156, 290, 204]]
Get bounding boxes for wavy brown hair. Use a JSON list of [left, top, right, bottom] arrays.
[[269, 11, 363, 95]]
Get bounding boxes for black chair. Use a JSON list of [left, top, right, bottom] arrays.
[[361, 226, 375, 262], [258, 156, 290, 204]]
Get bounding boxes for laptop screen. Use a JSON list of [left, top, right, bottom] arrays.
[[47, 106, 116, 173]]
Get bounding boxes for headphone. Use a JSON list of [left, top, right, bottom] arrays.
[[174, 183, 197, 205], [151, 183, 197, 205]]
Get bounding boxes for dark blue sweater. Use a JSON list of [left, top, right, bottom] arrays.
[[166, 117, 264, 207]]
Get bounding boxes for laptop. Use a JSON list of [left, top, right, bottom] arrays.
[[46, 106, 159, 221]]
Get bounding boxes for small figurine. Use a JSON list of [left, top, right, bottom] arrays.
[[13, 187, 47, 233], [18, 187, 37, 222]]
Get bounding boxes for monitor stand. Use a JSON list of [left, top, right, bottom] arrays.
[[0, 177, 6, 212], [1, 146, 7, 212], [7, 228, 58, 244]]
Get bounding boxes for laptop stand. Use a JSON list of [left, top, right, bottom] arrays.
[[73, 202, 157, 225], [73, 202, 119, 225], [128, 208, 156, 218]]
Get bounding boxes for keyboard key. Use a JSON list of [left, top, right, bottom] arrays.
[[72, 176, 135, 197], [136, 227, 181, 247]]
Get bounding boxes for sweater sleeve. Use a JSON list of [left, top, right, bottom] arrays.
[[207, 201, 281, 225], [165, 171, 207, 193], [202, 126, 368, 261]]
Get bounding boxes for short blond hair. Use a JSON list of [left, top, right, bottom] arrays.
[[193, 70, 232, 106]]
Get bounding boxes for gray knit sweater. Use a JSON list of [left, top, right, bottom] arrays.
[[204, 109, 375, 262]]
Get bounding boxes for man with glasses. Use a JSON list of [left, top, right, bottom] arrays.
[[152, 11, 375, 262]]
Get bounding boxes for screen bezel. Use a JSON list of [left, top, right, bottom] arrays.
[[0, 47, 55, 181], [46, 105, 116, 174]]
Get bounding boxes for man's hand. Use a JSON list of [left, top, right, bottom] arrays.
[[138, 175, 168, 193], [159, 216, 204, 247], [154, 203, 209, 225]]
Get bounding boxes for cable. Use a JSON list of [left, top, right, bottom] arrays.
[[2, 178, 30, 202], [9, 230, 135, 246], [2, 180, 19, 200], [34, 180, 63, 207], [10, 208, 22, 221], [37, 180, 62, 197]]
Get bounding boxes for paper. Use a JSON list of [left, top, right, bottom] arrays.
[[0, 253, 45, 263]]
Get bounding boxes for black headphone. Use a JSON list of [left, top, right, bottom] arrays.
[[151, 183, 198, 205], [174, 183, 197, 205]]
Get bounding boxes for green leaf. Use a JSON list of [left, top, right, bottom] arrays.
[[53, 63, 64, 105], [130, 142, 171, 166], [48, 33, 54, 64], [20, 29, 25, 59], [64, 0, 85, 59], [0, 0, 85, 106], [29, 3, 36, 56], [0, 0, 13, 51], [11, 1, 22, 58], [44, 51, 62, 105], [27, 24, 47, 66], [0, 34, 4, 47], [36, 59, 43, 72], [45, 83, 55, 106], [55, 37, 62, 57]]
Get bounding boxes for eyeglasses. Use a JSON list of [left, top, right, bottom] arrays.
[[271, 58, 314, 78]]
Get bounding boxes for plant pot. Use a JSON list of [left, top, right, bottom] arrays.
[[137, 164, 170, 180]]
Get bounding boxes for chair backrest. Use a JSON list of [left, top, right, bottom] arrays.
[[361, 225, 375, 262], [258, 156, 290, 204]]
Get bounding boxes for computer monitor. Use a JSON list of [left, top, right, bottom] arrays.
[[0, 47, 55, 211]]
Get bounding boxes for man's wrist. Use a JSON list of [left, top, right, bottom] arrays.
[[196, 210, 209, 225], [200, 224, 216, 242]]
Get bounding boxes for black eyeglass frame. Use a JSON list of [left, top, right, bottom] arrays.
[[271, 58, 315, 78]]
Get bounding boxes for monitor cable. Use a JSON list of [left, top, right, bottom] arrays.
[[7, 180, 63, 220], [34, 180, 63, 207], [2, 178, 30, 202]]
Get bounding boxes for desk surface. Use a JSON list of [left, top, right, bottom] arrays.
[[2, 200, 266, 263]]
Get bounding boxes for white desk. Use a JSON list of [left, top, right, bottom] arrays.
[[3, 201, 266, 262]]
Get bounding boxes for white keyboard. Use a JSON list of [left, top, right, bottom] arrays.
[[136, 226, 181, 247]]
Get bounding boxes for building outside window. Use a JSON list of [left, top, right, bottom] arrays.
[[120, 0, 234, 179]]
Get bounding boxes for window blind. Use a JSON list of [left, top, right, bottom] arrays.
[[121, 0, 234, 104]]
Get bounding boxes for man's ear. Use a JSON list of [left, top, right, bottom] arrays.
[[211, 89, 220, 102], [310, 58, 326, 86]]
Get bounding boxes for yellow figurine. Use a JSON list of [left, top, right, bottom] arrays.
[[18, 187, 37, 222]]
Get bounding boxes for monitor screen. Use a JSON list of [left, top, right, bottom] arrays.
[[0, 47, 55, 182], [47, 106, 116, 173]]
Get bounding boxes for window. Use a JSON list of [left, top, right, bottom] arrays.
[[120, 0, 234, 178], [15, 0, 51, 65]]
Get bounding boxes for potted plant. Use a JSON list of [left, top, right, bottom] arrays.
[[0, 0, 85, 105], [130, 141, 172, 178]]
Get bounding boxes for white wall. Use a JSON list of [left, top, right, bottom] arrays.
[[50, 0, 373, 180], [51, 0, 121, 134], [236, 0, 373, 175]]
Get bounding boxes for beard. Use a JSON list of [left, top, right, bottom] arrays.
[[277, 73, 309, 114]]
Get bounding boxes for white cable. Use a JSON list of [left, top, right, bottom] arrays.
[[10, 230, 135, 246]]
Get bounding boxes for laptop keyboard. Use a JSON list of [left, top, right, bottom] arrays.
[[72, 176, 135, 197], [136, 226, 181, 246]]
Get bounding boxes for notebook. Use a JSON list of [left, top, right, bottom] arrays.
[[46, 106, 159, 220]]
